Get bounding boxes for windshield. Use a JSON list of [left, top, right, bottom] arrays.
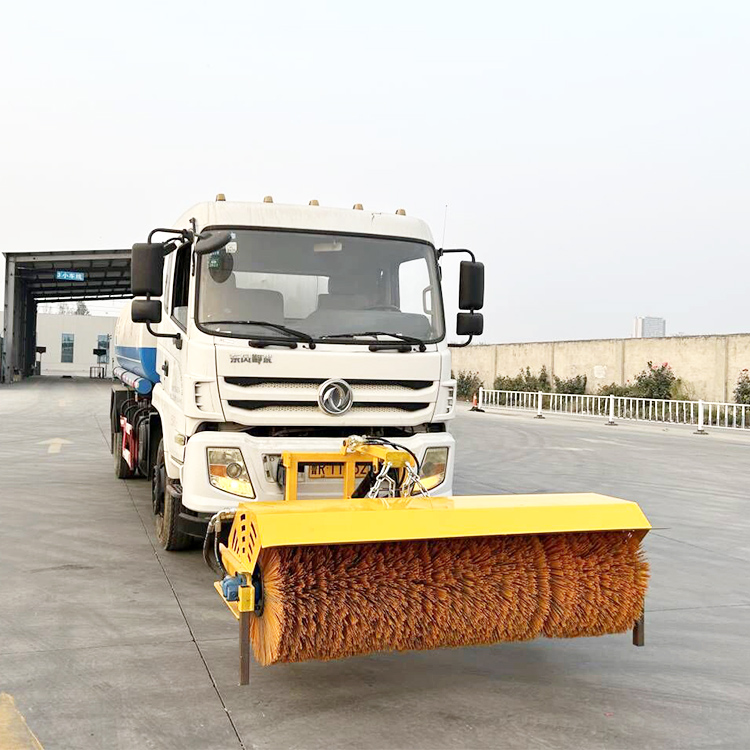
[[197, 229, 444, 342]]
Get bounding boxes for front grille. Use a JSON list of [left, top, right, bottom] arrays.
[[224, 377, 433, 391], [227, 400, 430, 413]]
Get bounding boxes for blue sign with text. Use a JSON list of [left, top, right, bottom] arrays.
[[56, 270, 86, 282]]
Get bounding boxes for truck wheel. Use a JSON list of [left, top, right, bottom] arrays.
[[153, 438, 191, 551], [113, 431, 134, 479]]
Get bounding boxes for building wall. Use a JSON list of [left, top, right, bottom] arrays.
[[451, 334, 750, 402], [35, 313, 117, 376], [633, 316, 666, 338]]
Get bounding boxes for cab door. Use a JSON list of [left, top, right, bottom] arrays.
[[155, 243, 192, 462]]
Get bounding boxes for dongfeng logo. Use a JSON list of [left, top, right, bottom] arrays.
[[318, 379, 353, 416]]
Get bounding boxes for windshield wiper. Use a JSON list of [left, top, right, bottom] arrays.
[[205, 320, 316, 349], [320, 331, 427, 352]]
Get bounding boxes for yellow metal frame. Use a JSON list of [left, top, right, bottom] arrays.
[[280, 439, 417, 502], [219, 492, 651, 588]]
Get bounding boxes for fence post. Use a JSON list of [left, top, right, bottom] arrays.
[[534, 390, 545, 419], [694, 399, 708, 435], [473, 387, 485, 413], [605, 394, 617, 426]]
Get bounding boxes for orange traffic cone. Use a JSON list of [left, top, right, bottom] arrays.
[[469, 391, 485, 413]]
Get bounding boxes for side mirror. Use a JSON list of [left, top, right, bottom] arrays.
[[132, 299, 162, 324], [131, 243, 165, 297], [195, 231, 233, 255], [458, 261, 484, 311], [456, 312, 483, 336]]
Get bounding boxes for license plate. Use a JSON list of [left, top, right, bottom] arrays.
[[307, 463, 371, 480]]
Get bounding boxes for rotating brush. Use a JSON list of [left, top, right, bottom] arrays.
[[248, 530, 648, 666]]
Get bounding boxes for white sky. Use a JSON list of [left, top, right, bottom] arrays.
[[1, 1, 748, 341]]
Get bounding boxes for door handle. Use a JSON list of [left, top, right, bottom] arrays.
[[161, 361, 169, 377]]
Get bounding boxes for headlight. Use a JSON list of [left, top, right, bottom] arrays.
[[419, 447, 448, 491], [207, 448, 255, 498]]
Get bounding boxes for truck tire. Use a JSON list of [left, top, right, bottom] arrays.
[[153, 438, 191, 551], [113, 430, 134, 479]]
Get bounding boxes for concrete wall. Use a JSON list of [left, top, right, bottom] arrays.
[[451, 334, 750, 402]]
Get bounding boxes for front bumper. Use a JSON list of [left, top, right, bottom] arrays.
[[180, 431, 455, 514]]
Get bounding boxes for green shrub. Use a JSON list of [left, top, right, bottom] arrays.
[[553, 374, 587, 394], [494, 366, 550, 392], [735, 369, 750, 404], [455, 370, 483, 400], [492, 361, 689, 400], [633, 361, 676, 399], [598, 362, 679, 399], [598, 382, 635, 397]]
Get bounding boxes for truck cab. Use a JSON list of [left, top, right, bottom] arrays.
[[113, 197, 484, 549]]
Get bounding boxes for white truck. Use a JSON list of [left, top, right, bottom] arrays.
[[111, 196, 484, 549]]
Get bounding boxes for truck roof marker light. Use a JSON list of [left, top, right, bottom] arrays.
[[396, 208, 406, 216], [353, 203, 363, 210], [263, 195, 274, 203], [215, 194, 226, 201], [309, 200, 319, 206]]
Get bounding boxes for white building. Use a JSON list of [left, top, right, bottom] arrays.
[[633, 316, 666, 338], [0, 311, 117, 377]]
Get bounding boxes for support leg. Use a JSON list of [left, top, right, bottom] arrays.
[[239, 611, 251, 685], [633, 612, 645, 647]]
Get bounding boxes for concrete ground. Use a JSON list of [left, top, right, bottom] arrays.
[[1, 377, 748, 750]]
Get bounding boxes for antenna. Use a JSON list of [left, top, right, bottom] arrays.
[[441, 204, 448, 246]]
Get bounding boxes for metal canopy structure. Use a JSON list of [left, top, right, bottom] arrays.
[[2, 249, 131, 383]]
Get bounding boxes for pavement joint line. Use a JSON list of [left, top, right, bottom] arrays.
[[649, 531, 750, 564], [121, 477, 247, 750], [97, 410, 246, 750]]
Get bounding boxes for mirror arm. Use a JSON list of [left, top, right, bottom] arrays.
[[148, 227, 194, 244], [437, 248, 476, 262], [448, 335, 474, 349], [146, 322, 182, 349]]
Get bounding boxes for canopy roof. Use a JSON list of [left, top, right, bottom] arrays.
[[5, 249, 131, 302]]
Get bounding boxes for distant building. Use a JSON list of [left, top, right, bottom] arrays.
[[633, 316, 666, 338], [0, 311, 116, 377]]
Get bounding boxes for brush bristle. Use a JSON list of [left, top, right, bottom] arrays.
[[249, 531, 649, 666]]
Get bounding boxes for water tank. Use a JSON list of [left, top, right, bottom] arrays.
[[114, 300, 160, 383]]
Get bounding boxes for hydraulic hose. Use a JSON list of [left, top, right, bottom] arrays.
[[203, 510, 236, 576]]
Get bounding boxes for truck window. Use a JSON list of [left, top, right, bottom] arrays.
[[233, 272, 328, 320], [171, 246, 190, 328], [398, 258, 432, 316], [197, 230, 444, 342]]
